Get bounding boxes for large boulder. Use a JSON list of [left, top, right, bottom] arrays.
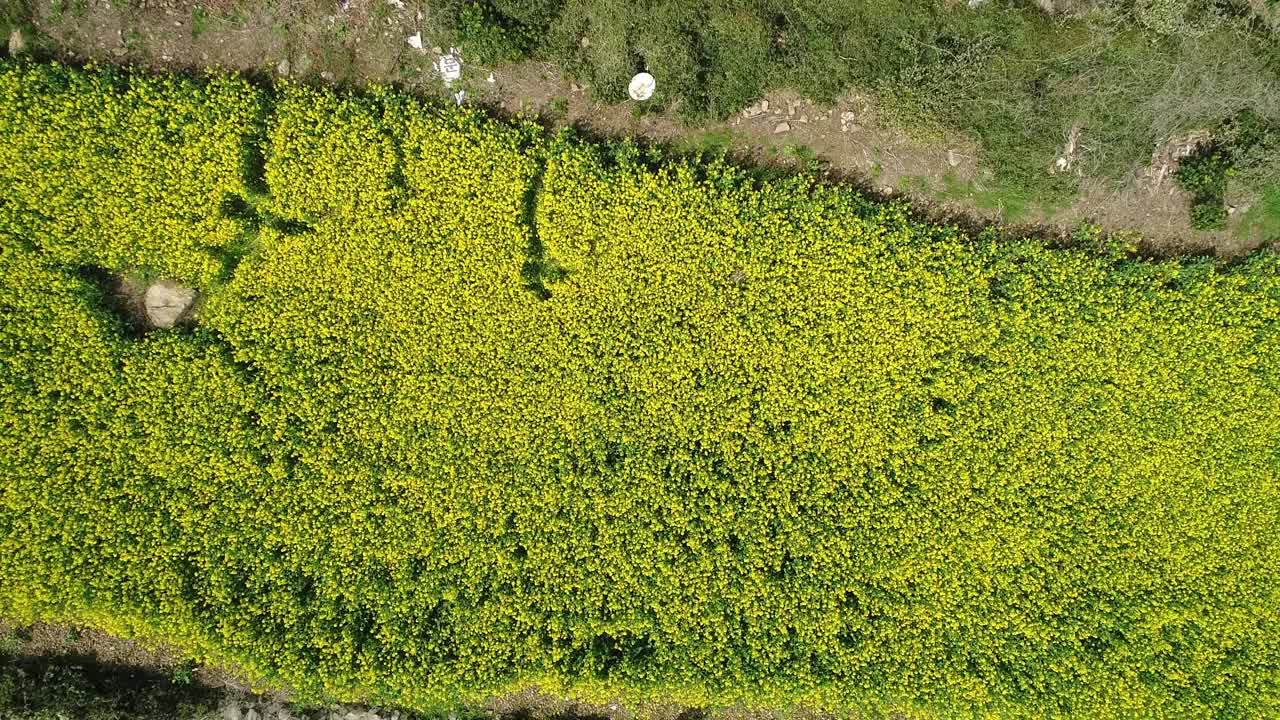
[[143, 280, 196, 328]]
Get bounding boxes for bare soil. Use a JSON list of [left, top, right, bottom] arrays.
[[0, 620, 254, 691], [18, 0, 1272, 256], [2, 620, 855, 720]]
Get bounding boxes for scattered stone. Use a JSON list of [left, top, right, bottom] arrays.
[[774, 121, 791, 134], [320, 71, 335, 81], [7, 29, 26, 56], [431, 46, 443, 55], [967, 0, 992, 6], [487, 72, 496, 83], [1227, 204, 1238, 215], [570, 82, 583, 92], [244, 709, 261, 720], [947, 149, 961, 167], [386, 0, 405, 9], [276, 58, 290, 76], [406, 33, 423, 50], [742, 101, 767, 119], [580, 36, 591, 48], [798, 115, 808, 123], [143, 280, 196, 329]]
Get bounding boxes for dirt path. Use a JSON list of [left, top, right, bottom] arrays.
[[14, 0, 1272, 256]]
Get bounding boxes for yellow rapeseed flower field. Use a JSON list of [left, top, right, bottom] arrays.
[[1, 61, 1278, 718]]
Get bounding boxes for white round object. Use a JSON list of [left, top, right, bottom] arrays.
[[628, 72, 656, 101]]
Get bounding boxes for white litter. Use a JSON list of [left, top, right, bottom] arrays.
[[436, 50, 462, 85], [406, 33, 423, 50], [628, 72, 656, 101]]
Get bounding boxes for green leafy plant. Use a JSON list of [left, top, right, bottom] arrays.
[[455, 3, 534, 65], [1189, 198, 1228, 229]]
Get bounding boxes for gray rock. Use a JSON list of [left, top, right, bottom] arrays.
[[220, 700, 242, 720], [143, 280, 196, 328], [276, 58, 291, 76], [8, 29, 26, 56], [773, 121, 791, 134], [245, 709, 261, 720], [947, 149, 961, 167]]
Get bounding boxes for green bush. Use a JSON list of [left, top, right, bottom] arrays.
[[1175, 144, 1231, 199], [2, 61, 1280, 719], [1175, 111, 1280, 230], [456, 3, 537, 65], [1189, 198, 1228, 229]]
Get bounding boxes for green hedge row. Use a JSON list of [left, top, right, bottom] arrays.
[[1, 61, 1278, 718]]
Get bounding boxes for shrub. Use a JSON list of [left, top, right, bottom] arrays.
[[1189, 198, 1228, 229], [1175, 111, 1280, 230], [2, 61, 1280, 719], [1174, 145, 1231, 199]]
